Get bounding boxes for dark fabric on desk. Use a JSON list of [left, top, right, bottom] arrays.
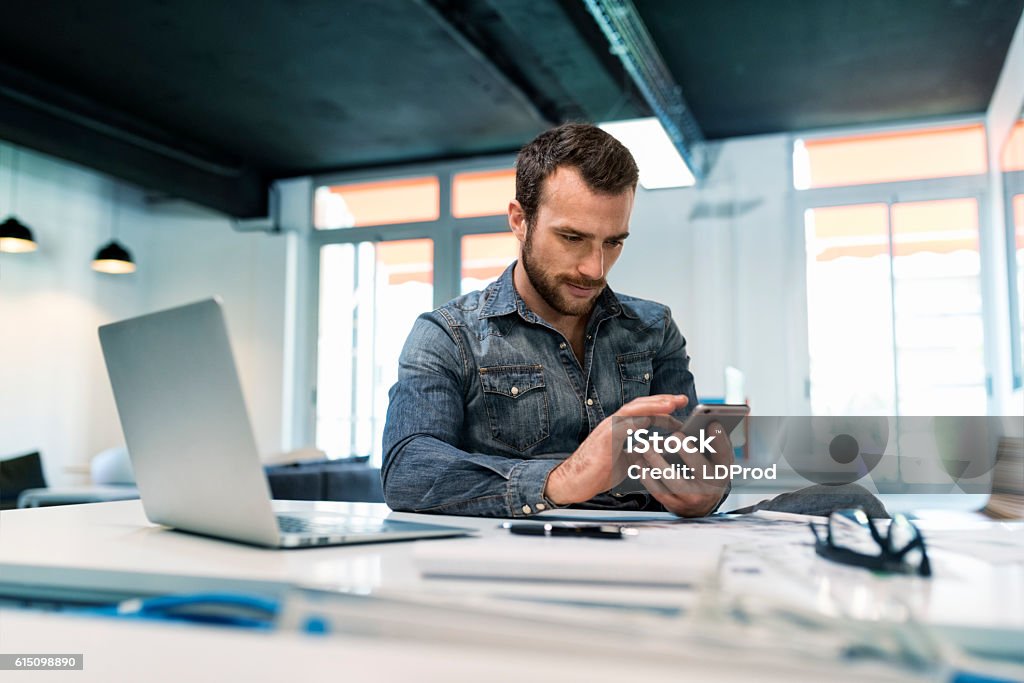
[[265, 460, 384, 503], [726, 483, 890, 518]]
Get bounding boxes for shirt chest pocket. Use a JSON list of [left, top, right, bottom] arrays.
[[478, 365, 550, 452], [617, 351, 654, 405]]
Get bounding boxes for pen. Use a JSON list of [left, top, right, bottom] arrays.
[[500, 522, 637, 539]]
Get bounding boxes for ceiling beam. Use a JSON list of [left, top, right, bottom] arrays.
[[582, 0, 709, 180], [0, 63, 267, 218], [421, 0, 559, 125]]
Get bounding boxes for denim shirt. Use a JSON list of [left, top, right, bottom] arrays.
[[381, 262, 698, 517]]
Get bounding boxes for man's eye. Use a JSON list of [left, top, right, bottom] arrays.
[[563, 234, 583, 243], [605, 240, 623, 248]]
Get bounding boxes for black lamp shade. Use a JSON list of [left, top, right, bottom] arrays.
[[0, 216, 38, 253], [92, 239, 136, 274]]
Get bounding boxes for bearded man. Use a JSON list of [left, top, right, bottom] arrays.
[[381, 123, 731, 517]]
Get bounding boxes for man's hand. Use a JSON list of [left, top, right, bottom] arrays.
[[544, 394, 689, 505], [637, 421, 733, 517]]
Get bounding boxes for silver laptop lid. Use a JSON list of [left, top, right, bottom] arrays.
[[99, 298, 280, 546]]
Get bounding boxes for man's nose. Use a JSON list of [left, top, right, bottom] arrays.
[[577, 244, 604, 281]]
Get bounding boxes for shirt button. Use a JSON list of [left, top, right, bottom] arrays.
[[510, 386, 519, 396], [559, 342, 566, 350], [587, 398, 594, 406], [522, 504, 532, 515], [586, 335, 592, 340], [536, 503, 546, 511], [644, 372, 650, 381]]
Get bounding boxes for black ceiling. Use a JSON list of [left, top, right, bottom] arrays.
[[636, 0, 1024, 138], [0, 0, 1020, 217]]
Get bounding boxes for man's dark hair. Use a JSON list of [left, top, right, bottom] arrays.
[[515, 123, 639, 228]]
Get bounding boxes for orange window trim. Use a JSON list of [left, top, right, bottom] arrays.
[[376, 239, 433, 285], [325, 177, 440, 227], [809, 199, 979, 261], [452, 169, 516, 218], [804, 124, 987, 188]]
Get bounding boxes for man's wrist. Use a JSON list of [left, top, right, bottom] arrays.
[[543, 462, 575, 505]]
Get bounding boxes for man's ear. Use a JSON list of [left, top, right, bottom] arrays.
[[508, 200, 528, 244]]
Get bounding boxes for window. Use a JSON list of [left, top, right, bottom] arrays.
[[460, 232, 519, 294], [794, 125, 987, 189], [310, 159, 517, 464], [452, 169, 516, 218], [797, 122, 989, 416], [316, 240, 433, 461], [805, 199, 985, 416], [805, 204, 896, 414], [890, 199, 985, 414], [314, 176, 440, 229]]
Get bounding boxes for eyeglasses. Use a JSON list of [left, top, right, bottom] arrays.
[[809, 508, 932, 577]]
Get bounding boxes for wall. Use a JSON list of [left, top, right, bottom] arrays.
[[134, 200, 289, 464], [615, 133, 803, 414], [0, 144, 288, 486]]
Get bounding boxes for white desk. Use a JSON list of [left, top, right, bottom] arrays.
[[0, 501, 672, 607], [0, 500, 436, 601], [0, 607, 854, 683], [0, 501, 1022, 682]]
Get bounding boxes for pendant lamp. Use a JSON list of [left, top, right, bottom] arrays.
[[0, 216, 38, 253], [92, 182, 136, 274], [0, 149, 38, 253]]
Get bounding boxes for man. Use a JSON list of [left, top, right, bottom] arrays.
[[381, 123, 732, 517]]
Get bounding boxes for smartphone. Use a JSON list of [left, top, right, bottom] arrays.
[[679, 403, 750, 436], [610, 403, 750, 496]]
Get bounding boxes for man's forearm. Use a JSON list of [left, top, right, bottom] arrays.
[[382, 434, 563, 517]]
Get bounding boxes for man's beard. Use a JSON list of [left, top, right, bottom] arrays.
[[521, 229, 605, 317]]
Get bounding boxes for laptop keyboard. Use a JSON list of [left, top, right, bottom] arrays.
[[276, 514, 388, 535], [277, 515, 339, 535]]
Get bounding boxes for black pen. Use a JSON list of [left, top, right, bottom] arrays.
[[500, 522, 637, 539]]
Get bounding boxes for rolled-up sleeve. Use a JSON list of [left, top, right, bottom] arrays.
[[381, 312, 560, 517]]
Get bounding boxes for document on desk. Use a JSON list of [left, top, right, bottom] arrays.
[[924, 525, 1024, 564], [415, 514, 813, 586]]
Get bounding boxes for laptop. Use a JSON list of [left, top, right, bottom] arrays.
[[98, 297, 474, 548]]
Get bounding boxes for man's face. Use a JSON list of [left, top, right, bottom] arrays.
[[516, 166, 634, 317]]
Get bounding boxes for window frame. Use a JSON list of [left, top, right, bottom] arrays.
[[301, 153, 518, 456], [1005, 168, 1024, 390]]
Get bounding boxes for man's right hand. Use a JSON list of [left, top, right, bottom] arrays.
[[543, 394, 689, 505]]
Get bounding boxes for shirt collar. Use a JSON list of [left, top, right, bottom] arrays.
[[478, 261, 634, 322], [478, 263, 519, 318]]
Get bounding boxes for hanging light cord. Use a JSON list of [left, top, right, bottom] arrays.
[[5, 146, 18, 215]]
